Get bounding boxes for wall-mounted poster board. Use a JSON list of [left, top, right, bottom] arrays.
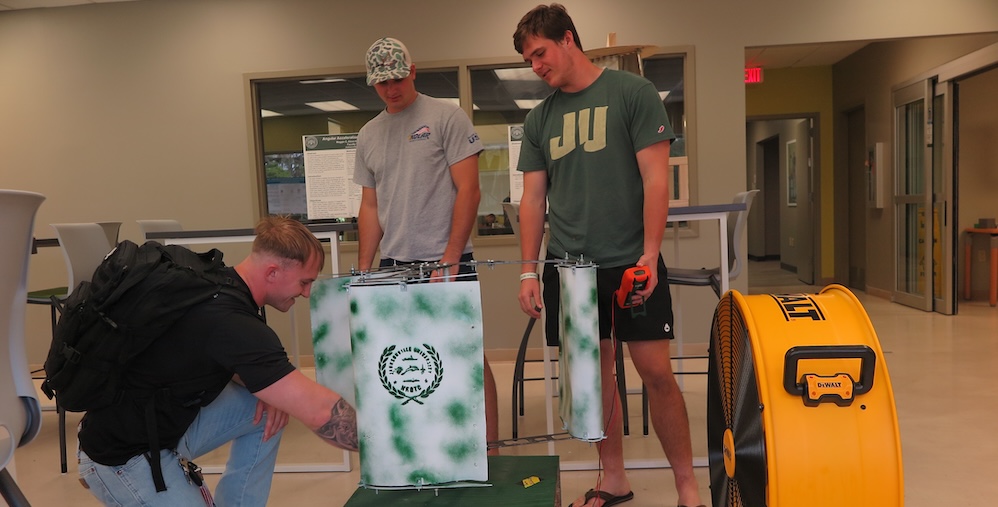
[[303, 133, 362, 220], [507, 125, 524, 204]]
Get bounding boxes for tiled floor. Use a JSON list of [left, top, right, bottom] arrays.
[[8, 261, 998, 505]]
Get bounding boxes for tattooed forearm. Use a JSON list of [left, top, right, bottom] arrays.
[[314, 398, 359, 451]]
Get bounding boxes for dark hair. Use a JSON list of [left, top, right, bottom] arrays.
[[513, 3, 582, 54], [252, 216, 325, 270]]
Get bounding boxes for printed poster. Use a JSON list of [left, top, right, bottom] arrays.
[[303, 134, 363, 220]]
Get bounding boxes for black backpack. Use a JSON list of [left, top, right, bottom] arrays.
[[41, 240, 241, 412]]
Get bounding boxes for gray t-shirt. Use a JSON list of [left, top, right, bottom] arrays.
[[354, 93, 483, 261]]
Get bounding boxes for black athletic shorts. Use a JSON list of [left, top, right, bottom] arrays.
[[379, 252, 477, 281], [541, 254, 674, 347]]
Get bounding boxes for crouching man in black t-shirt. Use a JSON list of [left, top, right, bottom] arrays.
[[78, 216, 358, 506]]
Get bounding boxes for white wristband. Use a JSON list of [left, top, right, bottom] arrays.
[[519, 272, 539, 282]]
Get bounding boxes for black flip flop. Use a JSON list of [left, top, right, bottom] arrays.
[[570, 489, 635, 507]]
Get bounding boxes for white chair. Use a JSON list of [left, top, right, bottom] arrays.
[[51, 223, 115, 291], [666, 189, 760, 297], [136, 219, 183, 242], [0, 189, 45, 506], [501, 202, 521, 238], [97, 221, 122, 247]]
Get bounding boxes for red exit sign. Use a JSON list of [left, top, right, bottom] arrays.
[[745, 67, 764, 83]]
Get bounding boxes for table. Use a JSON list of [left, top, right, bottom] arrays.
[[147, 222, 356, 474], [146, 222, 354, 270], [963, 227, 998, 306], [344, 456, 560, 507]]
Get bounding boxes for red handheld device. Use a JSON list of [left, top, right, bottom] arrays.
[[616, 266, 649, 309]]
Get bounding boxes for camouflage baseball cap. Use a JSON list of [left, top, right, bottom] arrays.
[[365, 37, 412, 85]]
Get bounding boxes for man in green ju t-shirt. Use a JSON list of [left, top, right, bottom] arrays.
[[512, 4, 705, 507]]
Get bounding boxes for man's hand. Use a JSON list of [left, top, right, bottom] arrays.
[[633, 255, 659, 301], [254, 399, 290, 442], [429, 263, 458, 283], [518, 278, 543, 318]]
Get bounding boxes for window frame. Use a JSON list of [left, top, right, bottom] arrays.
[[244, 46, 698, 243]]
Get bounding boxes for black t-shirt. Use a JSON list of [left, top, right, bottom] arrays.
[[78, 267, 296, 465]]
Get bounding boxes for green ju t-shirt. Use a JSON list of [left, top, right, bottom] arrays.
[[517, 69, 675, 268]]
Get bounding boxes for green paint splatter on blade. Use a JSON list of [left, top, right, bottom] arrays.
[[471, 364, 484, 391], [352, 328, 367, 345], [445, 439, 476, 460], [337, 278, 351, 293], [446, 401, 469, 425], [335, 353, 352, 373], [414, 293, 437, 318], [450, 340, 478, 358], [314, 352, 329, 369], [313, 322, 329, 344], [450, 296, 475, 322], [309, 281, 329, 310], [407, 469, 441, 485], [390, 406, 415, 461], [375, 295, 399, 319]]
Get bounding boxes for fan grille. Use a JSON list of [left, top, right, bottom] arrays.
[[708, 293, 767, 507]]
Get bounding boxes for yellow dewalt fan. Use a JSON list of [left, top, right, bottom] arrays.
[[707, 284, 903, 506]]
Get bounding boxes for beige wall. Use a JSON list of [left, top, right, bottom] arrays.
[[3, 0, 998, 362]]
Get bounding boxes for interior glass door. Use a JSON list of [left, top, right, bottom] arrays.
[[892, 80, 934, 311], [932, 81, 954, 314]]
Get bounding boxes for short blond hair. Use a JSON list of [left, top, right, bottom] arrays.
[[252, 216, 325, 270]]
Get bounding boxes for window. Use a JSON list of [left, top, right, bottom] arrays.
[[470, 65, 554, 236], [642, 53, 692, 208], [247, 47, 695, 239], [251, 68, 460, 240], [264, 152, 306, 219]]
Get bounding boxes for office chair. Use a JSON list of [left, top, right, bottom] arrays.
[[505, 202, 536, 438], [97, 221, 122, 247], [616, 189, 760, 435], [52, 223, 116, 291], [1, 189, 46, 507], [665, 189, 760, 297], [136, 219, 182, 241]]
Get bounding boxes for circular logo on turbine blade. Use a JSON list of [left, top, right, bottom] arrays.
[[378, 344, 443, 405]]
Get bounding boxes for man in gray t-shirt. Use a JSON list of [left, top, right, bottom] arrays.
[[353, 37, 498, 454]]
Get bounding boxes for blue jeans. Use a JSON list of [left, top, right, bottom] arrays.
[[78, 383, 282, 506]]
